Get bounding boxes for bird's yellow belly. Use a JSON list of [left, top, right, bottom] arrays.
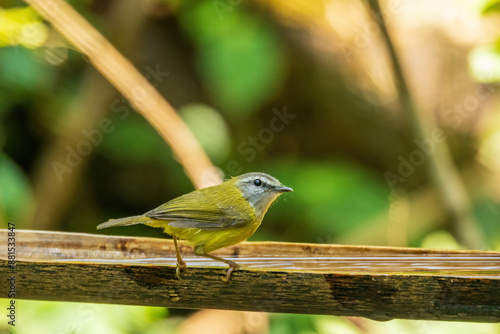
[[147, 219, 261, 254]]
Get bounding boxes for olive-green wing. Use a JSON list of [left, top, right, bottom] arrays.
[[145, 190, 248, 231]]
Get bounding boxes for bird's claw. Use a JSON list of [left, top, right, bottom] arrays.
[[176, 261, 187, 280], [222, 261, 241, 282]]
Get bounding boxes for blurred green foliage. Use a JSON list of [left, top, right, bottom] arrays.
[[0, 153, 33, 225], [469, 45, 500, 83], [179, 103, 231, 162], [260, 160, 390, 243], [99, 113, 173, 165], [2, 0, 500, 333], [2, 299, 499, 334], [0, 300, 171, 334], [0, 6, 47, 48], [178, 1, 286, 118], [481, 0, 500, 14]]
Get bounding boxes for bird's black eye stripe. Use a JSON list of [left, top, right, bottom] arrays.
[[253, 179, 262, 186]]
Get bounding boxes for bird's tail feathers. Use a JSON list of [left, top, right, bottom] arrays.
[[97, 215, 150, 230]]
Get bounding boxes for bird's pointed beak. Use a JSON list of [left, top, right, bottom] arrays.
[[276, 186, 293, 192]]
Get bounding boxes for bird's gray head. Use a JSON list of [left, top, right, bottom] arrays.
[[233, 172, 293, 218]]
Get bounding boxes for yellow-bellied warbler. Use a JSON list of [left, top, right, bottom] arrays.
[[97, 172, 293, 281]]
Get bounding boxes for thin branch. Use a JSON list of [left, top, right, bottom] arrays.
[[23, 0, 222, 188], [366, 0, 486, 249]]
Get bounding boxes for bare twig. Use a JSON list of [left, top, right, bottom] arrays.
[[366, 0, 486, 249]]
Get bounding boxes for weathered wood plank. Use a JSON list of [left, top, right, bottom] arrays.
[[1, 230, 499, 322]]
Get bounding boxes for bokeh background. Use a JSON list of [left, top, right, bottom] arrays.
[[2, 0, 500, 332]]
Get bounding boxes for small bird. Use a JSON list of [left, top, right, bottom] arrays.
[[97, 172, 292, 281]]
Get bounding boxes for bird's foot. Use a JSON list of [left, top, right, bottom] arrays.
[[176, 261, 187, 280], [222, 260, 241, 282]]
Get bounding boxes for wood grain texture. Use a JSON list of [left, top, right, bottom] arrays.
[[1, 230, 499, 322]]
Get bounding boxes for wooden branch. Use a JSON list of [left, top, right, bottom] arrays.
[[1, 230, 500, 322]]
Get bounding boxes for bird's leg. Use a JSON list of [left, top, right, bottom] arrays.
[[202, 253, 241, 282], [173, 236, 186, 280]]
